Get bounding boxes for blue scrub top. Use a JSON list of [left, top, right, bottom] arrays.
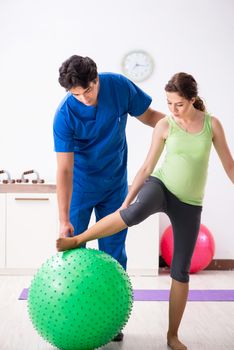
[[53, 73, 152, 192]]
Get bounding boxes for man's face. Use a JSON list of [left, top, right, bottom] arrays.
[[70, 78, 99, 106]]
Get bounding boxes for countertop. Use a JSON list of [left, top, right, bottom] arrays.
[[0, 183, 56, 193]]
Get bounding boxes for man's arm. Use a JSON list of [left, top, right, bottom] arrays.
[[56, 152, 75, 237], [136, 107, 165, 128]]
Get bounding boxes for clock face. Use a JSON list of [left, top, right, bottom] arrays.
[[122, 50, 154, 82]]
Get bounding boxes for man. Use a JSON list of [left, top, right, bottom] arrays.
[[53, 55, 164, 341]]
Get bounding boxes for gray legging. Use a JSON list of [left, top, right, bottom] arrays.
[[120, 176, 202, 283]]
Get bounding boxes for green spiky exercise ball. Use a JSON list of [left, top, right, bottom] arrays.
[[28, 248, 133, 350]]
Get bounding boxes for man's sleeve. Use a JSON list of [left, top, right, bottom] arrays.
[[53, 111, 74, 152], [124, 76, 152, 117]]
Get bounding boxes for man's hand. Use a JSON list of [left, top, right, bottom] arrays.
[[59, 222, 74, 238], [118, 202, 129, 211]]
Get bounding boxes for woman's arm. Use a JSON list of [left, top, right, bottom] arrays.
[[212, 117, 234, 183], [121, 117, 168, 208]]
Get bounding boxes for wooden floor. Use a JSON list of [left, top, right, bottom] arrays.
[[0, 270, 234, 350]]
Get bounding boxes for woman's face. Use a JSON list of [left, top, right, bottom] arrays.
[[166, 92, 195, 118]]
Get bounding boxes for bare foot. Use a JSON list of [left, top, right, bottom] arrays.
[[56, 237, 79, 252], [167, 334, 187, 350]]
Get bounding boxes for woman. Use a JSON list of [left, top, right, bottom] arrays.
[[56, 72, 234, 350]]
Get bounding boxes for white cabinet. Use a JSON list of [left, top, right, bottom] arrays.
[[0, 194, 6, 268], [87, 211, 159, 276], [1, 185, 159, 275], [5, 193, 58, 270], [126, 213, 159, 275]]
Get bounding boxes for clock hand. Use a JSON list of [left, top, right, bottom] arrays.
[[132, 63, 146, 70], [135, 63, 147, 67]]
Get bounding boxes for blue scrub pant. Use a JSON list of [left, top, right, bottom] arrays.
[[70, 182, 128, 270]]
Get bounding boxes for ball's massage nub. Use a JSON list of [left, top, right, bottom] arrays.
[[28, 248, 133, 350]]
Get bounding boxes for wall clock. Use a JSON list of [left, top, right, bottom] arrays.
[[122, 50, 154, 82]]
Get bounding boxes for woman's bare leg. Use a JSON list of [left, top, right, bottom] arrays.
[[167, 279, 188, 350], [56, 211, 127, 251]]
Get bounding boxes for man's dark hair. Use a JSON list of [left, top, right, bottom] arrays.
[[58, 55, 98, 90]]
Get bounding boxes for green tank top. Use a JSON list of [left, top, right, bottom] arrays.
[[152, 113, 213, 205]]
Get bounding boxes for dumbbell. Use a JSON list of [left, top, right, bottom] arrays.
[[0, 170, 15, 184], [16, 170, 45, 184]]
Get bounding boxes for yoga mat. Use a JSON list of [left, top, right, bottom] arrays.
[[134, 289, 234, 301], [19, 288, 28, 300], [19, 288, 234, 301]]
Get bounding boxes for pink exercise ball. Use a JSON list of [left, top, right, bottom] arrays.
[[160, 224, 215, 273]]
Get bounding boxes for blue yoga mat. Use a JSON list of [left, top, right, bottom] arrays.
[[19, 288, 234, 301]]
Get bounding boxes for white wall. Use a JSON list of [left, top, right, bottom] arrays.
[[0, 0, 234, 258]]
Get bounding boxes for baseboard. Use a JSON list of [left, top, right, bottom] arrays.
[[127, 268, 158, 277], [0, 268, 36, 275], [1, 260, 233, 276], [205, 259, 234, 270], [159, 256, 234, 271]]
